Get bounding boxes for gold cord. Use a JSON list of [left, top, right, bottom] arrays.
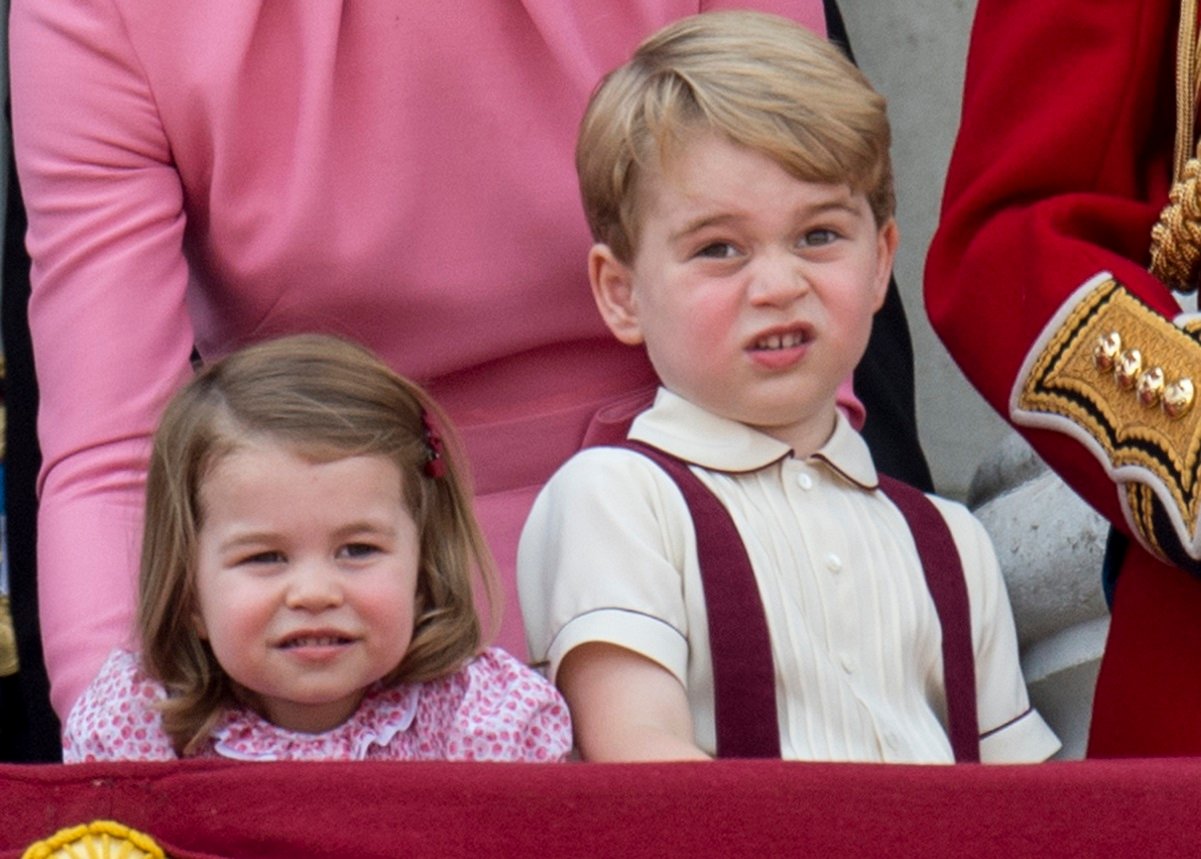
[[1175, 0, 1199, 179], [1150, 0, 1201, 291]]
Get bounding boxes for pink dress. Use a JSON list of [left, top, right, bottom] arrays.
[[63, 647, 571, 762], [11, 0, 833, 718]]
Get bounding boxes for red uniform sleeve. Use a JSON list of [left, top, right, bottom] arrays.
[[925, 0, 1201, 569]]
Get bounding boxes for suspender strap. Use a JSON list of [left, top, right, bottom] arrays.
[[878, 475, 981, 763], [621, 440, 781, 758], [619, 443, 980, 762]]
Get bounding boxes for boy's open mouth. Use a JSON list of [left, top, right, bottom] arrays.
[[751, 330, 808, 351]]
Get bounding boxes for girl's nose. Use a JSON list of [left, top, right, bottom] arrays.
[[285, 562, 344, 611]]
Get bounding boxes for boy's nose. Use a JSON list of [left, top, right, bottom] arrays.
[[747, 254, 809, 306], [285, 562, 344, 611]]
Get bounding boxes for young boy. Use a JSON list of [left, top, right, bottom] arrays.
[[517, 11, 1059, 763]]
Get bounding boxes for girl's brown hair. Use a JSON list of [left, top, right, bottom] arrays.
[[138, 333, 495, 754]]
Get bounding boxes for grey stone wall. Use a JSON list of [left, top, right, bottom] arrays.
[[841, 0, 1003, 501]]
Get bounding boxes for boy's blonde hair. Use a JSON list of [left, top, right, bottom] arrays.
[[577, 10, 894, 263], [138, 333, 495, 754]]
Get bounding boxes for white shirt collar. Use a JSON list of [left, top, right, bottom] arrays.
[[627, 387, 878, 489]]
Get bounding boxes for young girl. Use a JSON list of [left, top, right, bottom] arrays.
[[63, 334, 571, 762]]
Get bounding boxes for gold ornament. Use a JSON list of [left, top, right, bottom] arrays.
[[1164, 377, 1197, 419], [21, 821, 165, 859], [1137, 366, 1166, 406], [1115, 349, 1143, 389], [1093, 330, 1122, 371], [0, 595, 17, 678]]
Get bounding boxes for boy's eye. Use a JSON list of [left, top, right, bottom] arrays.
[[800, 229, 839, 247], [694, 241, 739, 259]]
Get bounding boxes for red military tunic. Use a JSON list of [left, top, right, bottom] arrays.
[[926, 0, 1201, 755]]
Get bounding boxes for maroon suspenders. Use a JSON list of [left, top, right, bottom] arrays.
[[877, 475, 980, 763], [621, 441, 980, 763], [624, 440, 781, 758]]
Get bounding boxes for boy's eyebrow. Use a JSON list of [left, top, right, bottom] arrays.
[[807, 197, 860, 215], [670, 195, 864, 242], [670, 213, 742, 241], [789, 188, 862, 217]]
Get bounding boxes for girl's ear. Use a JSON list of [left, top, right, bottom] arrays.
[[588, 244, 645, 346], [192, 610, 209, 640]]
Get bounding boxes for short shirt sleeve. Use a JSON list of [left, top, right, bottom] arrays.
[[934, 497, 1061, 762], [517, 448, 700, 685], [62, 649, 177, 762]]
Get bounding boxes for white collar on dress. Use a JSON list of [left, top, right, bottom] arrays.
[[209, 682, 421, 762]]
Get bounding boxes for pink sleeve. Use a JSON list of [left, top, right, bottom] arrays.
[[11, 0, 196, 716], [444, 648, 573, 763], [61, 649, 175, 763]]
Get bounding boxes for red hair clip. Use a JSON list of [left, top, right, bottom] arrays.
[[421, 410, 445, 479]]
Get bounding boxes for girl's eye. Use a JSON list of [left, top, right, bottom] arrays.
[[694, 241, 739, 259], [801, 229, 839, 247], [338, 542, 381, 560], [240, 551, 285, 566]]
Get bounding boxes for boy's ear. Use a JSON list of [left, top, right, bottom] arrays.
[[588, 244, 645, 346], [871, 218, 900, 312]]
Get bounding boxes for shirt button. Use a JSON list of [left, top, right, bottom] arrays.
[[824, 553, 842, 573], [840, 654, 855, 674], [797, 473, 814, 490]]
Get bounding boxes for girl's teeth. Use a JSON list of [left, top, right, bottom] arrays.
[[285, 636, 345, 648]]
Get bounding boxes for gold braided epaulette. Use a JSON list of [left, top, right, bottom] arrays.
[[1013, 274, 1201, 566]]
